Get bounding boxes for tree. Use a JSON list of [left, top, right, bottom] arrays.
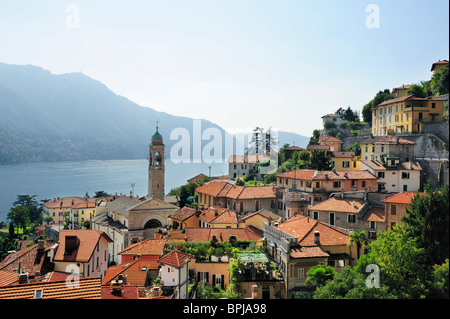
[[94, 191, 111, 198], [407, 84, 427, 98], [305, 265, 335, 287], [402, 181, 449, 266], [313, 266, 396, 299], [362, 89, 395, 124], [437, 65, 449, 95], [12, 195, 42, 224], [7, 206, 30, 233], [346, 142, 361, 157], [348, 231, 368, 260], [309, 129, 321, 145], [307, 150, 332, 171]]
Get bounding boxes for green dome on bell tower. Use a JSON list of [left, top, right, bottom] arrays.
[[151, 126, 163, 145]]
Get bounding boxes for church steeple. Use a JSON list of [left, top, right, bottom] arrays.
[[148, 125, 165, 200]]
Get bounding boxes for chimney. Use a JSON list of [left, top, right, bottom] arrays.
[[37, 239, 44, 252], [19, 273, 29, 284], [314, 231, 321, 245], [65, 235, 78, 254]]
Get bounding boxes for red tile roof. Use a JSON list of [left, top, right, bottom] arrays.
[[308, 197, 367, 214], [319, 136, 343, 143], [0, 277, 102, 299], [169, 206, 199, 222], [54, 230, 112, 263], [307, 144, 330, 151], [0, 270, 19, 286], [276, 215, 350, 246], [196, 181, 275, 200], [376, 94, 445, 107], [157, 250, 193, 268], [0, 241, 54, 275], [331, 151, 355, 158], [102, 259, 160, 286], [185, 226, 263, 242], [361, 206, 385, 222], [290, 246, 330, 259], [382, 192, 425, 204], [199, 207, 238, 225]]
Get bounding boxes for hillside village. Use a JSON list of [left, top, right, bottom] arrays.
[[0, 60, 448, 300]]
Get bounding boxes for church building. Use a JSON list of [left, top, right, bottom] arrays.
[[92, 126, 180, 264]]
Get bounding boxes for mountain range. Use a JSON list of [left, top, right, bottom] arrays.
[[0, 62, 309, 165]]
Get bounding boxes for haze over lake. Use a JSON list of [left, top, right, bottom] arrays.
[[0, 159, 228, 222]]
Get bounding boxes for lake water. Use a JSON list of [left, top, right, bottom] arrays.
[[0, 159, 228, 222]]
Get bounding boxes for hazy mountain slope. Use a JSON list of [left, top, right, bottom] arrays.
[[0, 62, 309, 164]]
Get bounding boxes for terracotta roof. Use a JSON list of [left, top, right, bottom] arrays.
[[119, 238, 183, 257], [361, 206, 385, 222], [0, 270, 19, 286], [169, 206, 199, 222], [71, 202, 97, 209], [187, 173, 208, 184], [290, 246, 330, 259], [361, 160, 422, 171], [102, 259, 160, 286], [157, 250, 193, 268], [0, 241, 54, 275], [382, 192, 425, 204], [42, 196, 87, 209], [276, 215, 350, 246], [392, 84, 412, 92], [376, 94, 445, 107], [372, 136, 415, 145], [53, 230, 112, 263], [308, 197, 367, 214], [330, 151, 355, 158], [0, 277, 102, 299], [199, 206, 238, 225], [275, 169, 376, 181], [227, 155, 265, 164], [319, 136, 343, 143], [195, 181, 230, 197], [196, 182, 275, 200], [106, 196, 141, 217], [307, 144, 330, 151], [185, 226, 263, 242]]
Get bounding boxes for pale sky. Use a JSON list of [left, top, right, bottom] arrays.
[[0, 0, 448, 137]]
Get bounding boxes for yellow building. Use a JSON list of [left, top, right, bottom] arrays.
[[431, 59, 449, 73], [330, 151, 360, 171], [372, 94, 446, 136], [70, 200, 107, 225], [392, 84, 412, 98]]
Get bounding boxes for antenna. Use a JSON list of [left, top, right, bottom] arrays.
[[131, 183, 135, 196]]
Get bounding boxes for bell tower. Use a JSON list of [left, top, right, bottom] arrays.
[[148, 125, 165, 201]]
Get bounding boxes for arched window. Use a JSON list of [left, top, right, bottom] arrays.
[[144, 219, 162, 229]]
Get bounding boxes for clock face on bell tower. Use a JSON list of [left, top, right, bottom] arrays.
[[148, 126, 165, 200]]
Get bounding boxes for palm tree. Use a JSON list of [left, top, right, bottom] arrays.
[[348, 231, 368, 260]]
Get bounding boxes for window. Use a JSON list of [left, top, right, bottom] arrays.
[[34, 290, 43, 299], [377, 172, 385, 178], [343, 161, 350, 168], [391, 205, 397, 215], [403, 185, 408, 191], [329, 212, 335, 225], [402, 172, 410, 179], [333, 181, 341, 188], [313, 211, 319, 220], [348, 214, 356, 224], [432, 102, 436, 109], [368, 231, 377, 240], [198, 272, 209, 283], [298, 268, 304, 278], [390, 222, 396, 229], [362, 181, 366, 188], [315, 182, 320, 189], [369, 221, 376, 229]]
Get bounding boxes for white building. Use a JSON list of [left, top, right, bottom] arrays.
[[157, 250, 193, 299], [360, 159, 422, 193]]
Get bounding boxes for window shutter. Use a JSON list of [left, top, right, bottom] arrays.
[[212, 274, 216, 286], [221, 275, 225, 290]]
